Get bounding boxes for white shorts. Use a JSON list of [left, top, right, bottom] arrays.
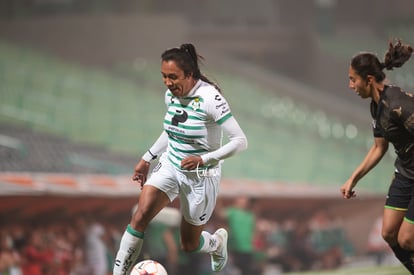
[[145, 153, 221, 226]]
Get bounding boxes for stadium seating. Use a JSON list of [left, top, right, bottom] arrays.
[[0, 40, 396, 192]]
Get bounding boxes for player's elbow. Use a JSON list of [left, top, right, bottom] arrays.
[[241, 136, 248, 151], [235, 136, 248, 152]]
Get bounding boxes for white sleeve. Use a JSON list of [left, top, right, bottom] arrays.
[[142, 131, 168, 162], [201, 116, 248, 165]]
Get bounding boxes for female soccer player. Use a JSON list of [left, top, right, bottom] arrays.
[[113, 43, 248, 275], [340, 39, 414, 273]]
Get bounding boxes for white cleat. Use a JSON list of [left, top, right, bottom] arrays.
[[210, 228, 228, 272]]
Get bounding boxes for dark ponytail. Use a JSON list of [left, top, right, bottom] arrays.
[[162, 43, 222, 93], [383, 39, 413, 70], [351, 39, 413, 82]]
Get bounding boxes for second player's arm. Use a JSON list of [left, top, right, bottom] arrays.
[[341, 137, 389, 198]]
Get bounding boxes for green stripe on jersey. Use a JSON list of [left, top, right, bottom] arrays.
[[167, 92, 205, 102], [164, 119, 205, 130], [217, 113, 233, 125], [169, 150, 183, 162], [168, 102, 206, 113], [167, 110, 206, 121], [168, 134, 193, 144], [165, 129, 205, 139], [170, 143, 207, 154], [168, 156, 184, 170]]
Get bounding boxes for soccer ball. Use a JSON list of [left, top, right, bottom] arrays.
[[130, 259, 168, 275]]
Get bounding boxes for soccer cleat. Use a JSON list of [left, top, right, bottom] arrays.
[[210, 228, 228, 272]]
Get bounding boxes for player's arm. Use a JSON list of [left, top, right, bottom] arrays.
[[341, 137, 388, 199], [201, 116, 248, 166], [133, 131, 168, 186], [142, 131, 168, 162], [180, 116, 247, 170]]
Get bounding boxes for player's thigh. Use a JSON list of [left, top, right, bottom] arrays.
[[145, 156, 179, 202], [131, 185, 171, 231], [133, 159, 179, 229], [178, 173, 219, 226], [383, 172, 413, 243], [382, 208, 405, 244], [398, 220, 414, 250], [398, 188, 414, 249]]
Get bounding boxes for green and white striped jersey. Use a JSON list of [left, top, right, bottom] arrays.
[[163, 80, 232, 170]]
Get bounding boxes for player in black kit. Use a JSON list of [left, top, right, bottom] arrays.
[[340, 39, 414, 273]]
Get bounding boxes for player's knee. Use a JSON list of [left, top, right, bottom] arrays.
[[398, 233, 414, 250], [130, 208, 151, 231], [381, 228, 398, 245], [399, 239, 414, 250]]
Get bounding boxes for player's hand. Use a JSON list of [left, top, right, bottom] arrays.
[[132, 159, 150, 189], [181, 155, 203, 170], [340, 180, 356, 199]]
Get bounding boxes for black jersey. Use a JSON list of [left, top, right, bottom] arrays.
[[370, 85, 414, 179]]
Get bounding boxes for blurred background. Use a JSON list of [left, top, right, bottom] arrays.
[[0, 0, 414, 274]]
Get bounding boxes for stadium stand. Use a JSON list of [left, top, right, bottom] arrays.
[[1, 4, 411, 272], [0, 122, 135, 174], [0, 38, 397, 190]]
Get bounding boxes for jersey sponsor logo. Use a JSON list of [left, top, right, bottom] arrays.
[[167, 132, 196, 144], [167, 126, 185, 134], [214, 94, 222, 101], [221, 107, 230, 115], [172, 110, 188, 126], [216, 102, 227, 109]]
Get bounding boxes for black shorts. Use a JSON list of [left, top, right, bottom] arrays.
[[385, 172, 414, 223]]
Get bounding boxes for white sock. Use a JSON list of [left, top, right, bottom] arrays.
[[198, 231, 220, 253], [113, 225, 144, 275]]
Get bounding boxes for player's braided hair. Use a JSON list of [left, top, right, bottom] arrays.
[[351, 39, 413, 82], [161, 43, 222, 93]]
